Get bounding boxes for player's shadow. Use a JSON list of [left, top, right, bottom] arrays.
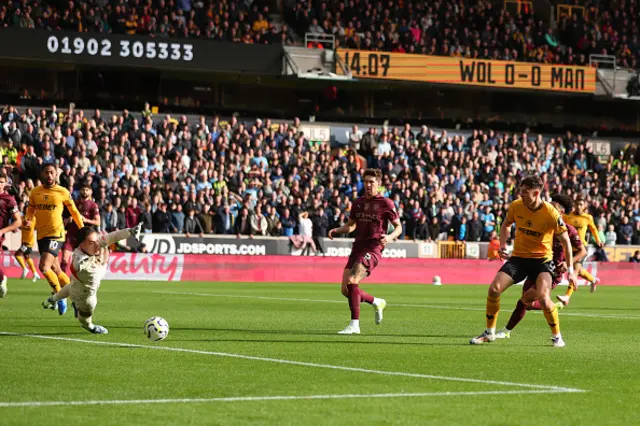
[[0, 331, 88, 336], [167, 327, 470, 339]]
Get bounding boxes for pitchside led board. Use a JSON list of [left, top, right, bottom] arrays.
[[336, 49, 597, 94]]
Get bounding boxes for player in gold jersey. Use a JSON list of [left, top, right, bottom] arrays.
[[470, 175, 577, 348], [561, 196, 601, 301], [14, 212, 40, 282], [25, 164, 84, 315]]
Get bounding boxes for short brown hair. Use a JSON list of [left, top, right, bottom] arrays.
[[575, 195, 585, 203], [363, 168, 382, 181], [520, 175, 543, 190], [551, 194, 573, 213]]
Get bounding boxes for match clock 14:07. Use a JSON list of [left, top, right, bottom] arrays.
[[343, 51, 390, 77]]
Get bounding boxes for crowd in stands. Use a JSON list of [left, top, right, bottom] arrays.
[[2, 0, 638, 69], [1, 104, 639, 248], [289, 0, 640, 69], [0, 0, 295, 45]]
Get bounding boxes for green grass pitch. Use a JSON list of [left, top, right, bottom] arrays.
[[0, 279, 639, 425]]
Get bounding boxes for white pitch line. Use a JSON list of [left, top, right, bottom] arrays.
[[152, 291, 640, 320], [0, 389, 575, 409], [0, 332, 584, 393]]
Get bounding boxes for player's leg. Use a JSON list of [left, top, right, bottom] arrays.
[[25, 254, 40, 282], [74, 295, 107, 334], [496, 282, 537, 339], [60, 247, 73, 276], [338, 264, 368, 334], [0, 267, 7, 298], [534, 270, 564, 347], [577, 261, 599, 293], [38, 239, 67, 315], [470, 261, 519, 344], [14, 249, 29, 279]]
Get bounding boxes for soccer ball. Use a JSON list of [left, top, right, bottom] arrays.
[[144, 316, 169, 342], [432, 275, 442, 286]]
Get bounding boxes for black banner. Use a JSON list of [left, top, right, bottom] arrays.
[[0, 28, 283, 75], [141, 234, 281, 255]]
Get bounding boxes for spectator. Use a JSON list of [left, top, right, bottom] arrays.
[[216, 205, 234, 235], [280, 208, 296, 237], [234, 207, 253, 237], [467, 212, 484, 242], [630, 251, 640, 263], [311, 208, 329, 255], [251, 205, 268, 236], [153, 203, 172, 233], [480, 206, 496, 242], [184, 209, 204, 238], [171, 204, 185, 234], [125, 198, 141, 228], [140, 203, 153, 233], [618, 216, 634, 245], [101, 203, 118, 233], [605, 224, 618, 246]]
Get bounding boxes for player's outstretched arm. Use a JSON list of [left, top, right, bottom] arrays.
[[328, 218, 356, 240], [98, 224, 143, 248], [64, 198, 85, 229]]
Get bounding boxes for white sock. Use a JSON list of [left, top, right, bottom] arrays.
[[487, 328, 496, 335], [373, 297, 382, 307], [349, 320, 360, 328]]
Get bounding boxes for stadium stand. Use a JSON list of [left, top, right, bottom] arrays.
[[1, 105, 638, 245], [287, 0, 640, 69]]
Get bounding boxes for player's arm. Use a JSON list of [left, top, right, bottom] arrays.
[[0, 210, 22, 236], [381, 219, 402, 246], [25, 194, 35, 224], [98, 224, 143, 248], [499, 207, 515, 259], [587, 217, 602, 247], [83, 206, 101, 227], [63, 197, 85, 229], [328, 218, 356, 240], [558, 231, 575, 277]]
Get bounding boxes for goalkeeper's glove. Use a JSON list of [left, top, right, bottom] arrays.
[[130, 223, 143, 241]]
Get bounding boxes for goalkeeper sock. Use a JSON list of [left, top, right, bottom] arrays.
[[15, 255, 26, 270], [51, 285, 71, 302], [43, 270, 61, 293], [26, 258, 37, 274], [79, 314, 94, 331]]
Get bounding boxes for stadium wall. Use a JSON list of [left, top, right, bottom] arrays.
[[3, 254, 637, 286]]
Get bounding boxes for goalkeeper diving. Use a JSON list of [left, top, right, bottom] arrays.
[[42, 223, 143, 334]]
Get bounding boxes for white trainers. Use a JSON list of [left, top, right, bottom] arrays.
[[590, 277, 600, 293], [495, 328, 511, 339], [32, 273, 41, 283], [551, 335, 566, 348], [0, 275, 7, 298], [20, 268, 28, 279], [556, 295, 570, 306], [470, 330, 496, 344], [337, 325, 361, 335], [374, 299, 386, 325]]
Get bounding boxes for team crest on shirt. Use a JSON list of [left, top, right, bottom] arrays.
[[373, 204, 380, 211], [44, 196, 48, 200], [526, 220, 533, 228]]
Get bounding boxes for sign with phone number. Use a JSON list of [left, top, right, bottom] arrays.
[[0, 28, 284, 75], [336, 49, 597, 94]]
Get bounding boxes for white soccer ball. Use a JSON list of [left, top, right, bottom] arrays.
[[432, 275, 442, 286], [144, 316, 169, 342]]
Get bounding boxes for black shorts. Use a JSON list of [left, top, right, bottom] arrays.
[[37, 237, 63, 257], [499, 257, 555, 284], [18, 244, 33, 256]]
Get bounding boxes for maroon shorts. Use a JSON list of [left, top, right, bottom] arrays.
[[345, 250, 381, 276], [523, 273, 560, 292], [63, 232, 77, 252]]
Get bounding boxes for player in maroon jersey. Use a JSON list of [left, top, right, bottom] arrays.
[[495, 194, 587, 339], [0, 173, 23, 298], [61, 185, 101, 276], [328, 169, 403, 335]]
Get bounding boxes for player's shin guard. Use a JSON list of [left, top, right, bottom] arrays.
[[543, 305, 561, 335], [15, 255, 26, 270], [486, 296, 500, 330], [580, 269, 596, 284], [43, 270, 61, 293], [57, 272, 71, 288], [347, 284, 361, 320], [506, 300, 528, 331]]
